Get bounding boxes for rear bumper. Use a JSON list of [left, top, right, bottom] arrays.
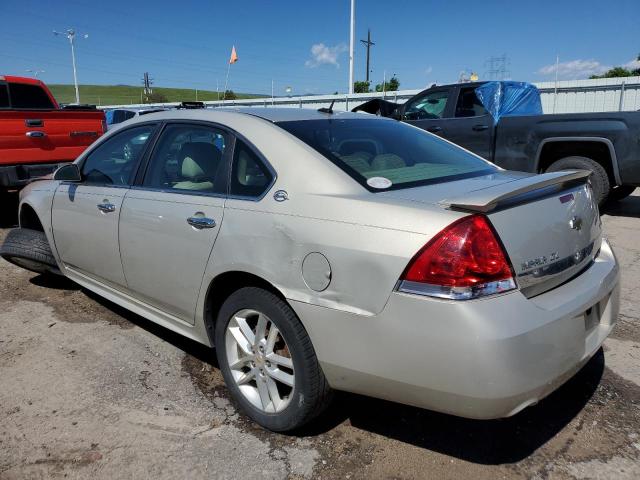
[[0, 163, 65, 188], [291, 237, 620, 419]]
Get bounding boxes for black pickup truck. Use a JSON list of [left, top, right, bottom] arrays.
[[354, 81, 640, 205]]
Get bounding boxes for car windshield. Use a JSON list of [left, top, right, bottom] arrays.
[[277, 118, 496, 191]]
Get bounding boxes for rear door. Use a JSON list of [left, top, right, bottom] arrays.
[[443, 86, 494, 160], [0, 81, 103, 165], [402, 88, 452, 137], [52, 124, 157, 288], [118, 123, 230, 323]]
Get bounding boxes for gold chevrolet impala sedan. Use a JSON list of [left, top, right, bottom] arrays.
[[1, 108, 619, 431]]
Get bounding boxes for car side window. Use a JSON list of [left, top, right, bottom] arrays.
[[455, 88, 488, 118], [142, 124, 228, 195], [230, 140, 274, 198], [81, 125, 155, 186], [404, 90, 449, 120]]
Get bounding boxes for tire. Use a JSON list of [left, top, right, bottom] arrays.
[[546, 156, 610, 206], [214, 286, 332, 432], [608, 185, 636, 202], [0, 228, 60, 275]]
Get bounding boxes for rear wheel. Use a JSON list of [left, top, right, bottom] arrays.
[[547, 156, 610, 206], [0, 228, 60, 275], [214, 286, 332, 432], [608, 185, 636, 202]]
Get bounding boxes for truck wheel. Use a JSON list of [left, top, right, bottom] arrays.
[[0, 228, 60, 275], [547, 156, 610, 206], [608, 185, 636, 202], [214, 286, 333, 432]]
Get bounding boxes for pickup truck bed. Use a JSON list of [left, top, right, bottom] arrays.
[[0, 76, 105, 189]]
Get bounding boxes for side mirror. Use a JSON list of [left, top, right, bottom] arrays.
[[391, 106, 403, 121], [54, 163, 81, 182]]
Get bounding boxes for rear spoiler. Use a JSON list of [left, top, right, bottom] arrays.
[[439, 170, 591, 213]]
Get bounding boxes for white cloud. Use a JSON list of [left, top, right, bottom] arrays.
[[537, 59, 610, 79], [305, 43, 347, 68], [623, 58, 640, 70], [425, 66, 433, 76]]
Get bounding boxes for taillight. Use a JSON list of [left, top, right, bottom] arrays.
[[397, 214, 516, 300]]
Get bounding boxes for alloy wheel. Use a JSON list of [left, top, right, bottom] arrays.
[[224, 309, 295, 413]]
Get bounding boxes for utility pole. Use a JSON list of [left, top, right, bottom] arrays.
[[349, 0, 355, 94], [53, 29, 88, 104], [360, 29, 374, 83]]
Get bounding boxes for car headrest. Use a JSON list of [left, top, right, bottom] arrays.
[[179, 142, 220, 180]]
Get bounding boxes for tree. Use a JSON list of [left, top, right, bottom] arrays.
[[375, 76, 400, 92], [353, 81, 371, 93], [590, 55, 640, 79], [144, 92, 168, 104], [223, 90, 236, 100]]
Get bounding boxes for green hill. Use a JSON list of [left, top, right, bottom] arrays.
[[47, 84, 265, 106]]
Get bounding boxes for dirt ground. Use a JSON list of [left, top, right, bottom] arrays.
[[1, 191, 639, 479]]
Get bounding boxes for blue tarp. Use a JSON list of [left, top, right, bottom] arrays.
[[474, 81, 542, 124]]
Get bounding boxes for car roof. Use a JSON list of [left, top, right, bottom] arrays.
[[228, 107, 375, 122], [121, 107, 386, 125]]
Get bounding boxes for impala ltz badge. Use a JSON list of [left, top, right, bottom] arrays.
[[569, 216, 583, 231]]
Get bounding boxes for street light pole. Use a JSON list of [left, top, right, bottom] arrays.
[[349, 0, 355, 94], [54, 29, 87, 104]]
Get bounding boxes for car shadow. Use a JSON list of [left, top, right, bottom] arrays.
[[29, 273, 79, 290], [602, 194, 640, 218], [0, 192, 19, 228], [65, 284, 604, 464], [306, 349, 604, 464]]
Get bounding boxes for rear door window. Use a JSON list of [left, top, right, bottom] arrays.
[[455, 88, 488, 117], [8, 83, 55, 109], [142, 124, 228, 195]]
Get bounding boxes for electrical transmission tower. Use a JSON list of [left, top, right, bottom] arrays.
[[360, 29, 375, 83], [484, 54, 511, 80]]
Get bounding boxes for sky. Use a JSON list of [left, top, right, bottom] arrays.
[[1, 0, 639, 95]]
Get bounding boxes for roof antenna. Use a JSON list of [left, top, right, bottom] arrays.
[[318, 98, 336, 114]]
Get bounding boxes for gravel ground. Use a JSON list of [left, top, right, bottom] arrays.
[[0, 191, 639, 479]]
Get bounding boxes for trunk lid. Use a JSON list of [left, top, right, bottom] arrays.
[[379, 170, 601, 297]]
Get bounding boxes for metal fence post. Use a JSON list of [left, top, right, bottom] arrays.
[[618, 81, 626, 111], [345, 95, 349, 111]]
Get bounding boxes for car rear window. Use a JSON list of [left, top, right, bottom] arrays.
[[277, 118, 495, 191], [8, 82, 55, 109]]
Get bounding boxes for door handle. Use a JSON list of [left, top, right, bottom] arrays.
[[472, 124, 489, 131], [25, 119, 43, 127], [187, 216, 216, 229], [427, 126, 442, 133], [26, 131, 47, 138], [97, 202, 116, 213]]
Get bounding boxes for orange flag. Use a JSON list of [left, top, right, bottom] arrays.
[[229, 46, 238, 64]]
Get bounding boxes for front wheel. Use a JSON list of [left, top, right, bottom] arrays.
[[546, 156, 610, 206], [214, 287, 332, 432], [0, 228, 60, 275]]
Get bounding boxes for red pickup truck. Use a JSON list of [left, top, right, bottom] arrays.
[[0, 75, 105, 190]]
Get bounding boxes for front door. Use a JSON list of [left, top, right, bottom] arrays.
[[51, 124, 157, 288], [118, 123, 230, 323]]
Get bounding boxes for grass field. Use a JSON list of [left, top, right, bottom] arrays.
[[47, 84, 265, 106]]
